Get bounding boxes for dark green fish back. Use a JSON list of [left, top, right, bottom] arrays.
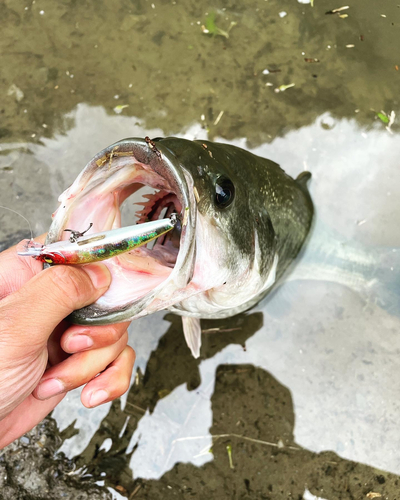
[[157, 138, 313, 283], [199, 140, 313, 281]]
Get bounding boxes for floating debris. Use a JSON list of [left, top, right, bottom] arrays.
[[113, 104, 129, 114], [202, 12, 237, 39], [376, 112, 389, 124], [130, 484, 142, 497], [326, 6, 349, 14], [346, 44, 355, 48], [366, 493, 382, 499], [279, 11, 287, 18], [326, 6, 349, 18], [375, 110, 396, 134], [395, 65, 399, 71], [7, 83, 24, 102], [202, 327, 241, 334], [386, 110, 396, 134], [275, 83, 295, 93], [226, 444, 234, 469], [213, 110, 224, 125], [304, 57, 320, 63]]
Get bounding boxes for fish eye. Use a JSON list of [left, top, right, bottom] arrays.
[[215, 177, 235, 208], [44, 257, 53, 264]]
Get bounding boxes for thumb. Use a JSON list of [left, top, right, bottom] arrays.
[[1, 263, 111, 345]]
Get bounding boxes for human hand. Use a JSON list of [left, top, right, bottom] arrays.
[[0, 236, 135, 449]]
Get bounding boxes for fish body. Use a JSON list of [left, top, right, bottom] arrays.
[[46, 138, 313, 356], [288, 220, 400, 318]]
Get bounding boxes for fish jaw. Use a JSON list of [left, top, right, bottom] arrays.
[[168, 214, 279, 319], [46, 138, 197, 325]]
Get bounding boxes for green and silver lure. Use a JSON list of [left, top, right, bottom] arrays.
[[17, 214, 178, 265]]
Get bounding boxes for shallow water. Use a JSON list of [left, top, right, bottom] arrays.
[[1, 0, 400, 498]]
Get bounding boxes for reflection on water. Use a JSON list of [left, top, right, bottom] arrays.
[[1, 0, 400, 495], [2, 104, 399, 495]]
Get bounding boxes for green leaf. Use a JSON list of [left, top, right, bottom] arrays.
[[376, 112, 389, 124], [205, 12, 217, 33], [202, 12, 236, 39], [226, 444, 234, 469], [279, 83, 295, 92], [113, 104, 129, 114]]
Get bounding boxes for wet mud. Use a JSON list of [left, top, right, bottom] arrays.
[[0, 417, 112, 500]]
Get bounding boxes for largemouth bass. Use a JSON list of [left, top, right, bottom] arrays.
[[46, 137, 313, 357]]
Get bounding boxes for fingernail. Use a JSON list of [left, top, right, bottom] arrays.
[[89, 389, 109, 407], [83, 263, 111, 289], [66, 334, 94, 352], [36, 378, 65, 400]]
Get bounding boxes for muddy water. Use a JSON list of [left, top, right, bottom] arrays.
[[1, 0, 400, 498]]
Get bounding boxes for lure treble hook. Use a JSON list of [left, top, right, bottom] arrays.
[[64, 223, 93, 243]]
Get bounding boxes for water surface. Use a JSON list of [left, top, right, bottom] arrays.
[[1, 0, 400, 497]]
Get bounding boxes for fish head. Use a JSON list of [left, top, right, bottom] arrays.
[[158, 138, 278, 316], [46, 137, 289, 324]]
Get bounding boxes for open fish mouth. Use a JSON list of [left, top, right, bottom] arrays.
[[46, 138, 196, 324]]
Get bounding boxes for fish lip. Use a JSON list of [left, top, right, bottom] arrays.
[[46, 137, 196, 325]]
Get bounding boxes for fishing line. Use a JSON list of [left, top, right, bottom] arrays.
[[0, 205, 33, 241]]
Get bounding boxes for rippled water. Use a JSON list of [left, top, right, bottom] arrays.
[[1, 0, 400, 497]]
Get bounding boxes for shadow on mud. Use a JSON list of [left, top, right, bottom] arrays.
[[70, 313, 399, 499]]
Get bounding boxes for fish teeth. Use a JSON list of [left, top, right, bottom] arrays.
[[135, 208, 150, 221], [141, 190, 168, 203]]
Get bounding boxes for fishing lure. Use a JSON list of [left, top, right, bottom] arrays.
[[17, 215, 178, 265]]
